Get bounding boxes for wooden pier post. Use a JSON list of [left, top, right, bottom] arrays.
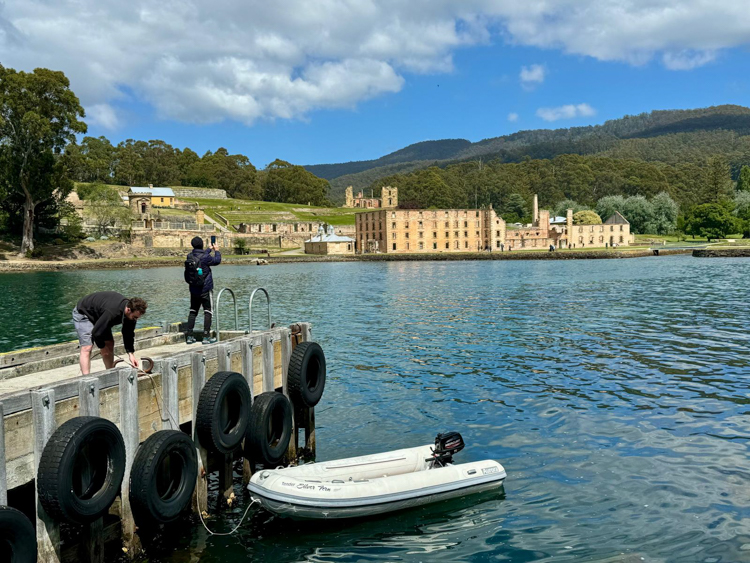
[[118, 368, 142, 558], [32, 389, 60, 563], [191, 353, 208, 515], [241, 339, 255, 485], [78, 378, 104, 563], [216, 344, 234, 505], [157, 358, 179, 430], [0, 402, 7, 506], [261, 332, 274, 393]]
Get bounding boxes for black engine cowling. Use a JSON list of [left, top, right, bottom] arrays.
[[429, 432, 465, 466]]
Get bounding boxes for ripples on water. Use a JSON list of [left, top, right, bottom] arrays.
[[1, 256, 750, 562]]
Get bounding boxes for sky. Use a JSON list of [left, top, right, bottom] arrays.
[[2, 1, 750, 168]]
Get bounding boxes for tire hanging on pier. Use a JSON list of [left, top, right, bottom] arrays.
[[129, 430, 198, 525], [244, 392, 293, 467], [196, 371, 252, 454], [37, 416, 126, 524], [287, 341, 326, 408], [0, 506, 37, 563]]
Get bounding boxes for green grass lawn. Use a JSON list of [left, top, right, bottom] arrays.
[[186, 197, 358, 226]]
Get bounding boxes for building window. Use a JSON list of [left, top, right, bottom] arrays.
[[464, 231, 468, 237], [161, 197, 164, 202], [445, 221, 449, 227], [455, 241, 459, 249], [445, 211, 449, 217], [419, 242, 424, 250], [454, 221, 459, 228], [405, 222, 410, 228], [379, 222, 382, 229], [454, 231, 459, 238], [406, 242, 410, 250], [433, 232, 437, 238], [620, 225, 624, 231], [419, 211, 423, 217], [464, 221, 468, 228], [476, 211, 480, 217], [393, 243, 396, 250], [476, 231, 479, 237], [392, 222, 396, 229], [347, 244, 351, 250], [464, 241, 468, 248], [611, 226, 614, 231], [418, 221, 423, 228], [445, 232, 449, 238], [599, 236, 603, 242], [433, 242, 437, 249], [579, 227, 583, 233], [475, 221, 480, 228], [496, 230, 500, 237], [620, 236, 624, 242], [392, 233, 396, 239], [391, 212, 396, 218], [405, 232, 409, 239], [496, 241, 501, 248], [432, 221, 437, 228]]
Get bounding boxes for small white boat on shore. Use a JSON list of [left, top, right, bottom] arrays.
[[248, 432, 506, 520]]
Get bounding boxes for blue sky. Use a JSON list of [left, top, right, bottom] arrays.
[[2, 0, 749, 168]]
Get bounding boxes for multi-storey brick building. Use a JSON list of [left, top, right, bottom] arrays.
[[354, 194, 633, 253], [355, 207, 505, 254]]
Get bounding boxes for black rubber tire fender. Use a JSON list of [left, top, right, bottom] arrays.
[[37, 416, 126, 524], [129, 430, 198, 525], [196, 371, 252, 454], [0, 506, 36, 563], [287, 341, 326, 408], [244, 392, 293, 467]]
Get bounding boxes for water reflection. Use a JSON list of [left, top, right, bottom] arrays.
[[2, 256, 750, 562]]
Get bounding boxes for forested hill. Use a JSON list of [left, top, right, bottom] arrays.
[[304, 105, 750, 201], [304, 139, 472, 180]]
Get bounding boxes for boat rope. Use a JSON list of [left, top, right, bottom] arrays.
[[117, 353, 259, 537]]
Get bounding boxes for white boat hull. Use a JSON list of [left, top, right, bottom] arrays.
[[248, 444, 506, 520]]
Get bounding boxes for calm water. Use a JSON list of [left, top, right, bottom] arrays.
[[1, 256, 750, 562]]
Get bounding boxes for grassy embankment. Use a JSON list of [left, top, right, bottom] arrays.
[[181, 197, 358, 230]]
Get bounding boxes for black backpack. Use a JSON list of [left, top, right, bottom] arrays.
[[184, 253, 207, 287]]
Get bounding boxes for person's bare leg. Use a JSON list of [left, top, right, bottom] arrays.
[[101, 340, 115, 369], [80, 345, 93, 375]]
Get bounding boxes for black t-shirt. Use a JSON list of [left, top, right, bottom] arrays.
[[76, 291, 137, 352]]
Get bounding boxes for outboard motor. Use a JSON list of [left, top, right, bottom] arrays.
[[428, 432, 465, 467]]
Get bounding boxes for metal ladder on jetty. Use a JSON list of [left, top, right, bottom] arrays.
[[213, 286, 272, 341]]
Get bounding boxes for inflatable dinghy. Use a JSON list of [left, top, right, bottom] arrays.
[[248, 432, 506, 519]]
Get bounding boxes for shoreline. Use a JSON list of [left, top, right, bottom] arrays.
[[0, 248, 695, 273]]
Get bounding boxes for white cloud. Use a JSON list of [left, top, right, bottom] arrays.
[[508, 112, 519, 122], [0, 0, 748, 127], [86, 104, 120, 130], [520, 64, 545, 89], [536, 103, 596, 122]]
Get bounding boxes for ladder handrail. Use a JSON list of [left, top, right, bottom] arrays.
[[214, 287, 238, 342], [248, 287, 271, 332]]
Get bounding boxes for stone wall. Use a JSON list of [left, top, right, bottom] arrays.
[[172, 187, 227, 199], [130, 230, 302, 249]]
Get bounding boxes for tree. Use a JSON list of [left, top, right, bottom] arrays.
[[649, 192, 679, 234], [0, 66, 86, 253], [703, 156, 733, 203], [596, 195, 627, 222], [84, 183, 133, 236], [737, 165, 750, 192], [620, 196, 654, 234], [263, 159, 330, 206], [502, 193, 527, 223], [573, 210, 602, 225], [553, 199, 584, 217], [685, 203, 737, 241]]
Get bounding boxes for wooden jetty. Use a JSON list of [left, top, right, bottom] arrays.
[[0, 315, 316, 562]]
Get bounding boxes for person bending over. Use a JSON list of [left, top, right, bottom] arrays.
[[73, 292, 147, 375], [184, 236, 222, 344]]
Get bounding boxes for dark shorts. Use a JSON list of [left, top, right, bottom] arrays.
[[72, 308, 113, 347]]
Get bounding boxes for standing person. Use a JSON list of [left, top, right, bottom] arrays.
[[185, 236, 222, 344], [73, 292, 147, 375]]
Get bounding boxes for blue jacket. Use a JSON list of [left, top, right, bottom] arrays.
[[188, 248, 221, 295]]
